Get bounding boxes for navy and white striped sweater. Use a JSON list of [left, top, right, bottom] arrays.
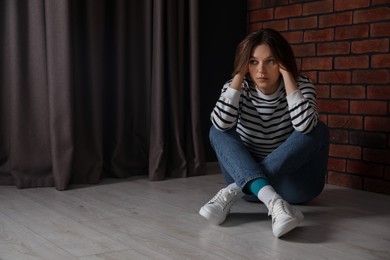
[[211, 75, 318, 160]]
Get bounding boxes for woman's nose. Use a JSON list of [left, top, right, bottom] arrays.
[[257, 62, 264, 72]]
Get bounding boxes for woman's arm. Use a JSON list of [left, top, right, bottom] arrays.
[[210, 74, 245, 131], [279, 67, 298, 96], [280, 68, 318, 134]]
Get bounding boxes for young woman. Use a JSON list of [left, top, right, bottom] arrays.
[[199, 28, 329, 238]]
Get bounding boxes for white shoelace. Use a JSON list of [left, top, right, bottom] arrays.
[[221, 189, 239, 210], [224, 189, 238, 200], [207, 188, 238, 211], [268, 198, 287, 217]]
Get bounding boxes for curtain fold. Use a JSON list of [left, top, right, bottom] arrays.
[[0, 0, 205, 190], [44, 0, 74, 189], [149, 0, 205, 180]]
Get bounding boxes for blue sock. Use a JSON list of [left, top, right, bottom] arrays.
[[247, 178, 270, 196]]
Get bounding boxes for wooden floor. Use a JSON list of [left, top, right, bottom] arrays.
[[0, 174, 389, 260]]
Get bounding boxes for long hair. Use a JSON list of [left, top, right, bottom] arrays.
[[232, 28, 299, 80]]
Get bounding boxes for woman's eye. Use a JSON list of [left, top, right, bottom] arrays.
[[267, 59, 275, 64], [249, 60, 258, 65]]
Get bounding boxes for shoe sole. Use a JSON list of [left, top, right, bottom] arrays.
[[273, 217, 301, 238], [199, 207, 226, 225], [273, 209, 304, 238]]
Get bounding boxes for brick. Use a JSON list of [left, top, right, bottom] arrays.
[[247, 0, 263, 10], [289, 16, 317, 30], [327, 171, 362, 189], [328, 157, 346, 172], [303, 71, 317, 83], [319, 71, 351, 84], [367, 85, 390, 99], [347, 160, 384, 177], [371, 22, 390, 37], [330, 129, 349, 144], [318, 100, 349, 113], [296, 58, 302, 71], [352, 69, 390, 84], [350, 131, 388, 148], [291, 44, 316, 57], [371, 54, 390, 69], [302, 57, 333, 70], [263, 0, 288, 7], [351, 39, 389, 54], [304, 28, 334, 43], [317, 42, 350, 56], [372, 0, 390, 5], [275, 4, 302, 19], [388, 102, 390, 116], [364, 148, 390, 163], [363, 178, 390, 195], [249, 8, 273, 22], [335, 24, 369, 40], [319, 12, 353, 28], [303, 0, 333, 15], [388, 134, 390, 147], [331, 85, 366, 99], [328, 115, 363, 129], [365, 116, 390, 132], [350, 101, 388, 115], [334, 56, 369, 69], [247, 22, 263, 33], [354, 7, 390, 24], [335, 0, 370, 11], [319, 114, 328, 124], [281, 31, 303, 44], [329, 144, 362, 159], [385, 166, 390, 181], [316, 85, 330, 98], [263, 19, 288, 31]]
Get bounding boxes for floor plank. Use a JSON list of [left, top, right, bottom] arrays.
[[0, 190, 128, 257], [0, 174, 389, 259], [0, 212, 77, 260]]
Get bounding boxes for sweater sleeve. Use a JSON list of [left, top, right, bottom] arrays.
[[286, 76, 319, 134], [210, 81, 242, 131]]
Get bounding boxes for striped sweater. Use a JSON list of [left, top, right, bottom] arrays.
[[211, 75, 318, 160]]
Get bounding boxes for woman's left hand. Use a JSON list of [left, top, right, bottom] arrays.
[[279, 64, 298, 95], [279, 64, 289, 78]]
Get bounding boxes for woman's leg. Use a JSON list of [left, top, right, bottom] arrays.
[[203, 125, 310, 237], [218, 160, 235, 186], [199, 125, 263, 224], [259, 121, 330, 204], [209, 125, 267, 189]]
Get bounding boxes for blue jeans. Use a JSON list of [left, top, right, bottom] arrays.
[[209, 122, 329, 204]]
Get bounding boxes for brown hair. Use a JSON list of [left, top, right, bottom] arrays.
[[232, 28, 299, 80]]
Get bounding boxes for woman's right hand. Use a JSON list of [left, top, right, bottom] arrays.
[[230, 73, 244, 90], [230, 67, 247, 90]]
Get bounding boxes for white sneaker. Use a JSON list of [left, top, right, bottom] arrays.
[[199, 186, 244, 225], [268, 196, 304, 238]]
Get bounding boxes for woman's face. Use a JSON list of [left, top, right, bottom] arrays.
[[248, 44, 281, 95]]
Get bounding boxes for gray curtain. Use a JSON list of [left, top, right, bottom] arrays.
[[0, 0, 205, 190]]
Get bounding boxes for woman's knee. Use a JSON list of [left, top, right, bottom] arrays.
[[209, 125, 220, 147], [274, 177, 325, 204], [209, 125, 239, 144], [209, 125, 218, 140]]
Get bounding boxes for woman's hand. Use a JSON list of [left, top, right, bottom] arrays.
[[279, 64, 298, 95], [230, 66, 248, 91], [279, 64, 290, 78]]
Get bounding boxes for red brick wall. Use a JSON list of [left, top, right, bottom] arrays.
[[247, 0, 390, 195]]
